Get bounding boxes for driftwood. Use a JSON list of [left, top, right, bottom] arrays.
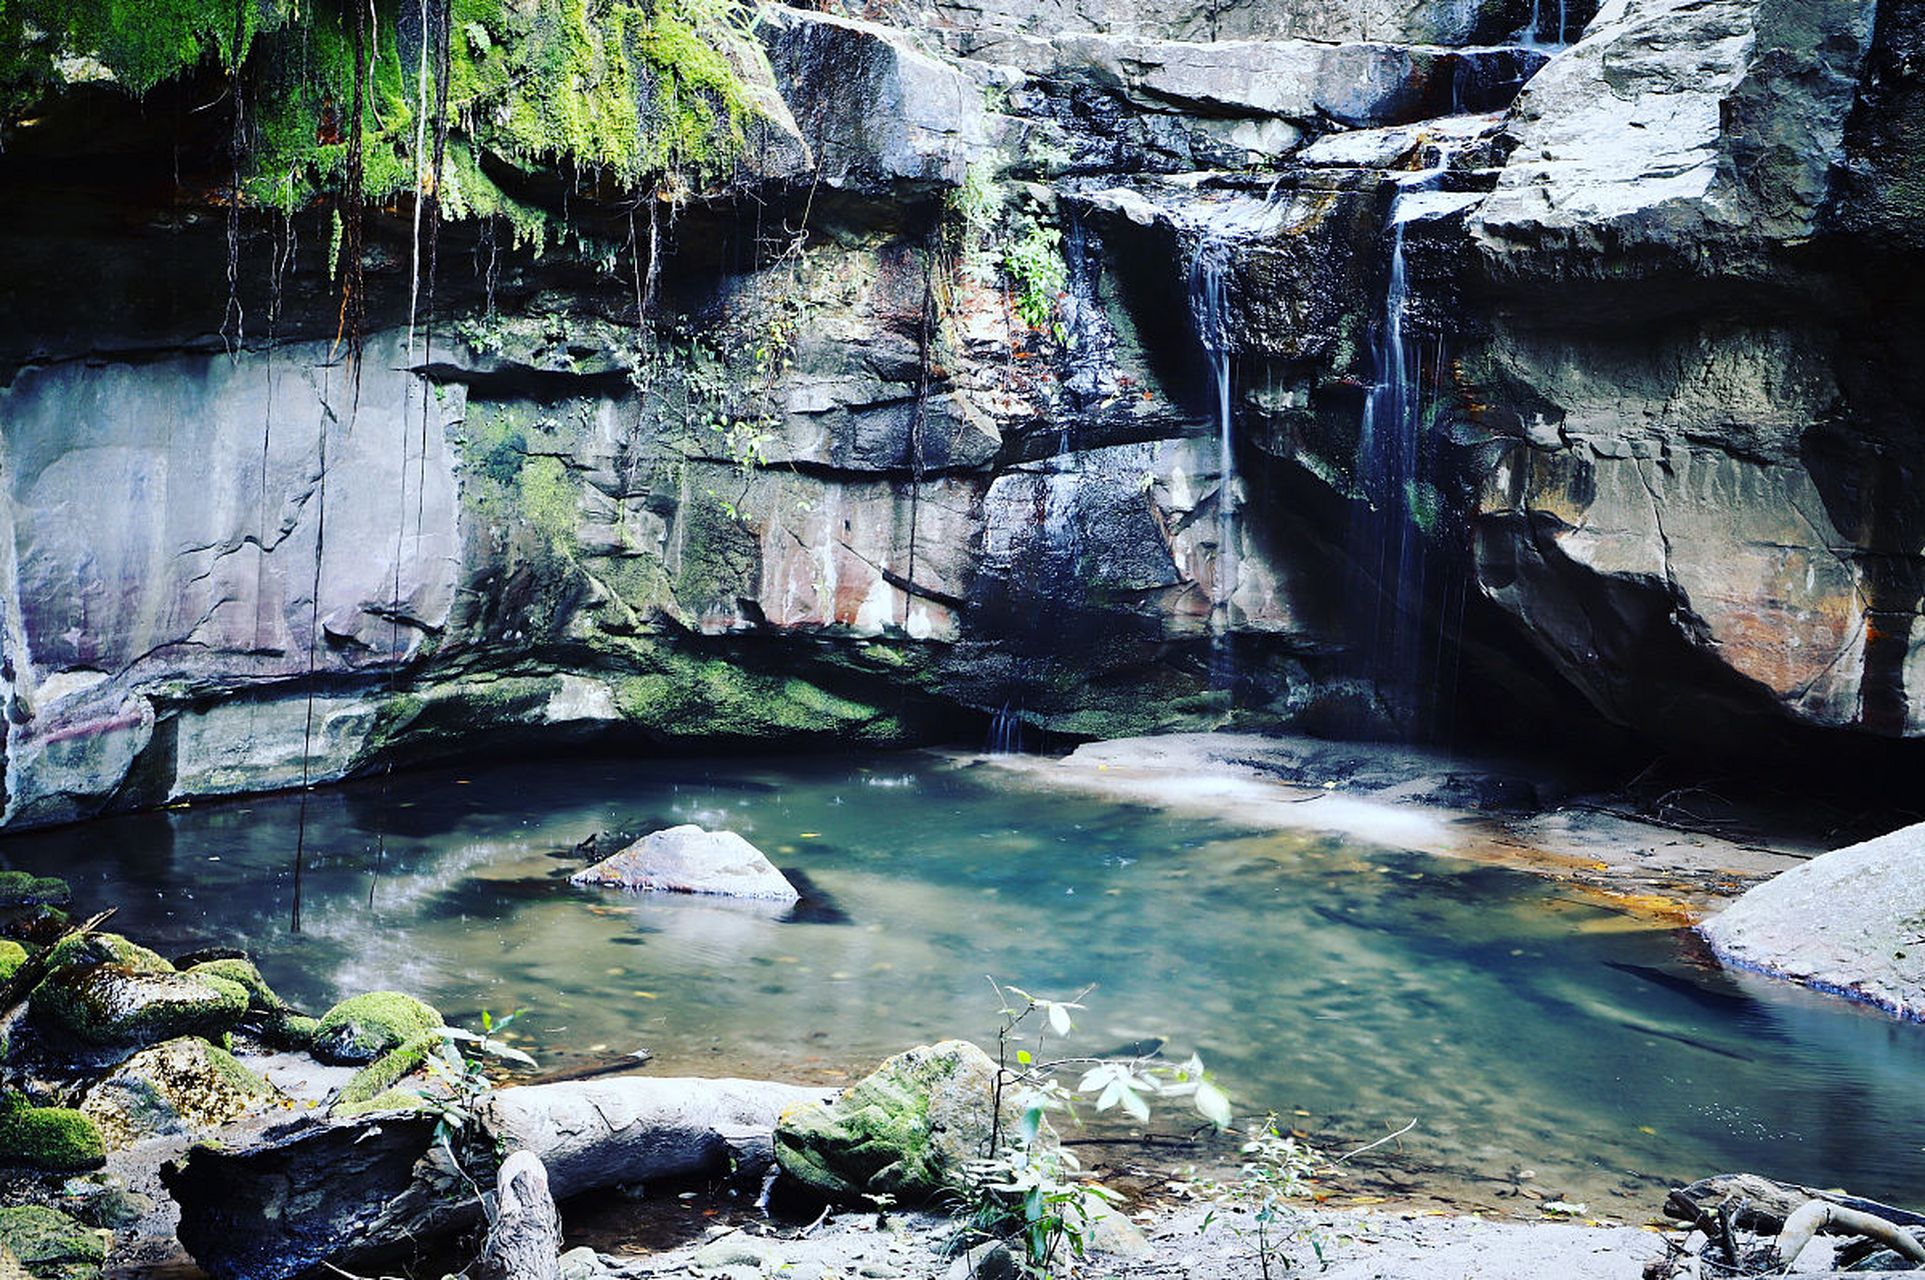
[[1657, 1173, 1925, 1277], [0, 908, 115, 1020], [1665, 1172, 1925, 1236], [474, 1152, 563, 1280], [1776, 1200, 1925, 1269], [163, 1075, 832, 1280]]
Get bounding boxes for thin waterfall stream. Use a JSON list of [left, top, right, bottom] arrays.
[[1190, 238, 1238, 692], [1350, 144, 1483, 731]]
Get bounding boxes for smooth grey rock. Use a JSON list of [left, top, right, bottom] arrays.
[[1702, 822, 1925, 1018], [760, 6, 993, 195], [993, 33, 1544, 128], [570, 826, 801, 902], [691, 1237, 778, 1270], [1473, 0, 1878, 277]]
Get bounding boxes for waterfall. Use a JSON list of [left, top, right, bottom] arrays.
[[986, 704, 1026, 754], [1189, 239, 1237, 691], [1349, 149, 1479, 735], [1520, 0, 1572, 46]]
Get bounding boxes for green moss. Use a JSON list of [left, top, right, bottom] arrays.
[[30, 962, 248, 1051], [331, 1085, 433, 1118], [43, 932, 171, 977], [0, 1092, 107, 1173], [608, 646, 887, 740], [0, 871, 70, 907], [185, 958, 284, 1011], [272, 1012, 320, 1049], [312, 991, 444, 1064], [332, 1029, 446, 1113], [78, 1036, 273, 1148], [0, 939, 26, 981], [0, 1204, 109, 1280], [3, 0, 770, 223]]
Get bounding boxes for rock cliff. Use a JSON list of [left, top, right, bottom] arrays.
[[0, 0, 1917, 827]]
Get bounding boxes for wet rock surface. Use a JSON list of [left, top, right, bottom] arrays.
[[571, 825, 802, 901], [774, 1039, 1012, 1203], [1701, 821, 1925, 1018], [0, 0, 1918, 832]]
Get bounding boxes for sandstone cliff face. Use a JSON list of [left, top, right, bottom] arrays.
[[0, 0, 1917, 827]]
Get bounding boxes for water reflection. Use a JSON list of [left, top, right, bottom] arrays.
[[4, 751, 1924, 1215]]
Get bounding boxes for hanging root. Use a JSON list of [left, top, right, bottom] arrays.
[[1775, 1199, 1925, 1269]]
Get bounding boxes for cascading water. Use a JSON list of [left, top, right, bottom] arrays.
[[1349, 145, 1482, 735], [1189, 238, 1238, 691], [1520, 0, 1578, 46]]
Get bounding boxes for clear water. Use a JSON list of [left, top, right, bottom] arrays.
[[6, 751, 1924, 1215]]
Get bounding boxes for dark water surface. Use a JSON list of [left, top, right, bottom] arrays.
[[4, 751, 1921, 1214]]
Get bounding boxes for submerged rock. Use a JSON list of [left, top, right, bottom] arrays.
[[311, 992, 444, 1065], [79, 1035, 280, 1148], [571, 826, 801, 903], [0, 1205, 110, 1280], [1702, 821, 1925, 1018], [774, 1040, 1013, 1202]]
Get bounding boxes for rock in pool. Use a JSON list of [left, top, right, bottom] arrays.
[[570, 825, 800, 902]]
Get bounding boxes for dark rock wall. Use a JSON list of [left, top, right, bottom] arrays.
[[0, 0, 1918, 827]]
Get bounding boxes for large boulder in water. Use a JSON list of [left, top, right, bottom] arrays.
[[571, 826, 800, 903], [774, 1040, 1020, 1202], [1702, 821, 1925, 1017]]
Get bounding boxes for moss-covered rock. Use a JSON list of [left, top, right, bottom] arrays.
[[41, 932, 170, 976], [773, 1040, 1013, 1203], [0, 871, 69, 907], [30, 963, 249, 1054], [0, 1205, 110, 1280], [79, 1036, 279, 1149], [184, 957, 283, 1011], [329, 1029, 446, 1116], [0, 1092, 107, 1173], [0, 938, 27, 981], [311, 992, 443, 1065], [270, 1013, 319, 1050]]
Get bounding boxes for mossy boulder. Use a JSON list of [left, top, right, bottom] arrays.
[[0, 938, 27, 981], [0, 1092, 106, 1173], [271, 1013, 319, 1050], [184, 957, 314, 1047], [79, 1036, 280, 1148], [0, 1205, 110, 1280], [330, 1029, 446, 1117], [30, 963, 248, 1055], [42, 932, 169, 976], [0, 871, 70, 907], [184, 958, 282, 1010], [773, 1040, 1013, 1203], [311, 992, 443, 1065]]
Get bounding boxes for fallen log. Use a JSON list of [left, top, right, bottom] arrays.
[[162, 1075, 833, 1280], [1665, 1172, 1925, 1236]]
